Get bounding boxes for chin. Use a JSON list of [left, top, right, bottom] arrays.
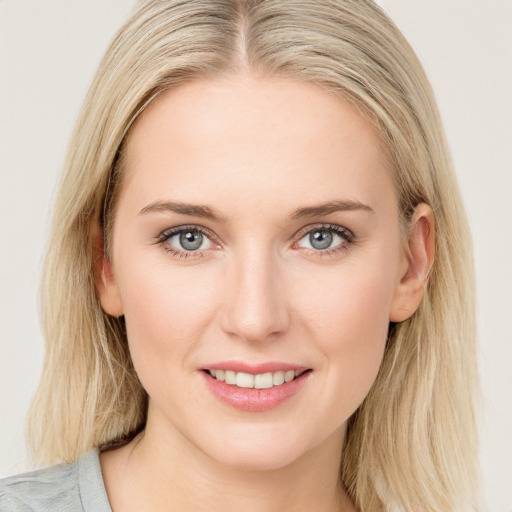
[[195, 424, 318, 472], [211, 445, 301, 472]]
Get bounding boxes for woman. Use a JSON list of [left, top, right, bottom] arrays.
[[0, 0, 479, 510]]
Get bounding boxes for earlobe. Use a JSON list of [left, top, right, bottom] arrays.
[[389, 203, 435, 322], [92, 221, 124, 317]]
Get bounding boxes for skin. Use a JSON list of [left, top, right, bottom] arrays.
[[97, 73, 434, 512]]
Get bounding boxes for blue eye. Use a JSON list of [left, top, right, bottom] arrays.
[[296, 225, 352, 252], [163, 227, 213, 252]]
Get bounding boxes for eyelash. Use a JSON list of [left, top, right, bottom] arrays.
[[157, 225, 215, 260], [293, 223, 355, 257], [156, 223, 355, 260]]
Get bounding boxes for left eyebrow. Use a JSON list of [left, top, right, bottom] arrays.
[[289, 200, 375, 220], [139, 200, 227, 223]]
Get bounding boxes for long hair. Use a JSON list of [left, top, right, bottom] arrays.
[[28, 1, 479, 510]]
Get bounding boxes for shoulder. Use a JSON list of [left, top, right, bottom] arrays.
[[0, 450, 111, 512], [0, 458, 80, 512]]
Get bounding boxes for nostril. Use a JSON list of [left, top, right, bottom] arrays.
[[219, 265, 291, 343]]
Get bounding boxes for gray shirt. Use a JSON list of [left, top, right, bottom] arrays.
[[0, 450, 112, 512]]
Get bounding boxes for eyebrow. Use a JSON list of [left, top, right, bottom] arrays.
[[139, 198, 374, 222], [139, 200, 227, 222], [290, 200, 374, 219]]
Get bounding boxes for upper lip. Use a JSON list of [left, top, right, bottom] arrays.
[[201, 361, 310, 374]]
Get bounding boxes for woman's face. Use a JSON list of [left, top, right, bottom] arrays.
[[101, 75, 410, 470]]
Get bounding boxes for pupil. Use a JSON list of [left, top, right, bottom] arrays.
[[179, 230, 203, 251], [310, 230, 333, 250]]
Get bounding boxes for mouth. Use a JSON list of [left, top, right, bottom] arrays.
[[204, 368, 310, 389], [201, 364, 312, 412]]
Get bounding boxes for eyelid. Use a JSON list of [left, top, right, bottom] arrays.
[[157, 224, 222, 258], [292, 223, 354, 243], [156, 222, 355, 259], [158, 224, 218, 244], [292, 223, 355, 254]]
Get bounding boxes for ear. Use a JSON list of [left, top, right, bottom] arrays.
[[92, 220, 124, 317], [389, 203, 435, 322]]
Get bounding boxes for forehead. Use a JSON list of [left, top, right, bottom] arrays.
[[120, 74, 395, 217]]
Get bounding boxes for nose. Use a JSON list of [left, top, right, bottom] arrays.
[[220, 248, 291, 343]]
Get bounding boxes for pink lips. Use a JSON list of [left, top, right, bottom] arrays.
[[201, 361, 311, 412], [204, 361, 308, 374]]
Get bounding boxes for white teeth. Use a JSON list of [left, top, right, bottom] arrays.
[[254, 372, 273, 389], [208, 369, 306, 388], [224, 370, 236, 385], [272, 371, 285, 386], [236, 372, 254, 388]]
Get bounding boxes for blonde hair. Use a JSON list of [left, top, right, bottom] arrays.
[[28, 1, 479, 510]]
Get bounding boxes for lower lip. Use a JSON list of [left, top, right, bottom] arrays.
[[202, 371, 311, 412]]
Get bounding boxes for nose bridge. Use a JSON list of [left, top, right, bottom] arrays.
[[221, 243, 290, 343]]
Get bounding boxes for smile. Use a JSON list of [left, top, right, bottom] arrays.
[[206, 369, 306, 389], [202, 365, 312, 412]]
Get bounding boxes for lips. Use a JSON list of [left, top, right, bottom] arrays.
[[201, 362, 312, 412], [206, 368, 306, 389]]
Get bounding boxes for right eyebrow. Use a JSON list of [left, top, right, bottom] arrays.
[[289, 199, 375, 220], [139, 200, 227, 223]]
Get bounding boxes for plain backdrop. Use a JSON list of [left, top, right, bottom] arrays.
[[0, 1, 511, 510]]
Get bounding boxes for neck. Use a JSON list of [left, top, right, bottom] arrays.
[[101, 410, 355, 512]]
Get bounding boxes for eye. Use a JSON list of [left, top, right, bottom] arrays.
[[159, 226, 214, 254], [295, 225, 353, 252]]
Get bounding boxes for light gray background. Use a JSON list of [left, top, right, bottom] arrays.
[[1, 1, 511, 510]]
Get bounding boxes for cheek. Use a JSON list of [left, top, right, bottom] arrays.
[[117, 261, 219, 374], [298, 260, 394, 345], [295, 261, 396, 410]]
